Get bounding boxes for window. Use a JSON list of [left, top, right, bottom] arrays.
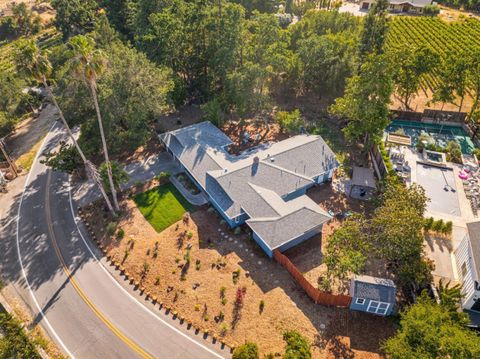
[[366, 300, 390, 315], [355, 298, 365, 305], [235, 216, 240, 224]]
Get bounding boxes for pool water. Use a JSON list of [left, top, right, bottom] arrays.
[[386, 120, 475, 155]]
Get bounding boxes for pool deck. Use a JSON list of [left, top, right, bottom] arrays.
[[402, 148, 473, 284]]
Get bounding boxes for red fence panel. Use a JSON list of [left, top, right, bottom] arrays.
[[273, 250, 352, 308]]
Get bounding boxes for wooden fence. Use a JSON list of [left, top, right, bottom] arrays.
[[391, 109, 466, 124], [273, 250, 352, 308]]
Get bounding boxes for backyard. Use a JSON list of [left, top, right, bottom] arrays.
[[133, 183, 193, 233]]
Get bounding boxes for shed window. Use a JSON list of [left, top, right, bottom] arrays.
[[355, 298, 365, 305], [366, 300, 390, 315]]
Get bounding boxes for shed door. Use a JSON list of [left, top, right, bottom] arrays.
[[366, 301, 389, 315]]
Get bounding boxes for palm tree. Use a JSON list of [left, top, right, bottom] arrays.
[[68, 35, 120, 212], [15, 39, 115, 214]]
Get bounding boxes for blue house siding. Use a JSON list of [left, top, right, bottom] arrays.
[[277, 226, 323, 253], [252, 232, 274, 258], [208, 195, 236, 228], [283, 187, 307, 202]]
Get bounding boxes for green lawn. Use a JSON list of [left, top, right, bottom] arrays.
[[133, 183, 194, 232]]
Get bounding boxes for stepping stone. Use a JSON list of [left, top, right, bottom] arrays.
[[228, 237, 233, 242], [224, 235, 228, 238], [217, 229, 221, 232], [234, 240, 238, 244], [274, 280, 279, 284], [319, 323, 326, 330], [258, 261, 262, 265], [245, 248, 249, 252], [239, 244, 243, 248], [250, 253, 254, 257], [220, 232, 225, 236]]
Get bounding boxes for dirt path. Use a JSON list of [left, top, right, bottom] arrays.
[[5, 104, 57, 160]]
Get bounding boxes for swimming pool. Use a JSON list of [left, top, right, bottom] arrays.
[[386, 120, 475, 155]]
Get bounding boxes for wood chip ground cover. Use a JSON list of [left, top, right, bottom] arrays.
[[84, 182, 394, 358]]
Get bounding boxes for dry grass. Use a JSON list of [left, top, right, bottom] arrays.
[[84, 181, 394, 358], [15, 135, 46, 172]]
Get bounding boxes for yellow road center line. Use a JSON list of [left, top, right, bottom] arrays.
[[45, 171, 153, 359]]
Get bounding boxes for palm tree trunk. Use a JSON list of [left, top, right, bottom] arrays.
[[41, 77, 115, 214], [88, 81, 120, 212]]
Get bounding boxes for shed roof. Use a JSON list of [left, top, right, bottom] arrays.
[[351, 166, 376, 189], [351, 275, 396, 303]]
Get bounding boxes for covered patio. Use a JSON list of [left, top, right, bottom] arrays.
[[349, 166, 376, 201]]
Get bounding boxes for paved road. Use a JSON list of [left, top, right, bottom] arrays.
[[0, 123, 228, 358]]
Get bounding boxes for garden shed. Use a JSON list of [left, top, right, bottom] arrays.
[[349, 166, 376, 200], [349, 275, 396, 316]]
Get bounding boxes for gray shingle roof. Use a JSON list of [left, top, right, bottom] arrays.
[[351, 275, 396, 303], [160, 121, 338, 252], [247, 206, 330, 250]]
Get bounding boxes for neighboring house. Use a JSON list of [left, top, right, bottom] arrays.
[[160, 121, 338, 258], [454, 222, 480, 312], [349, 275, 396, 316], [360, 0, 433, 13]]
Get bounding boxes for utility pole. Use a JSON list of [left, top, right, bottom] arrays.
[[0, 138, 18, 178]]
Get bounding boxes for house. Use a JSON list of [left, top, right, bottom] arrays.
[[160, 121, 338, 258], [454, 222, 480, 312], [349, 275, 396, 316], [360, 0, 433, 14]]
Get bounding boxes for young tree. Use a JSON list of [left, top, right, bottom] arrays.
[[383, 293, 480, 358], [15, 39, 115, 214], [330, 54, 393, 146], [358, 0, 389, 64], [391, 45, 438, 110], [68, 35, 120, 211], [324, 215, 370, 280]]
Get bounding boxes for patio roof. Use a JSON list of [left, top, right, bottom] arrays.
[[351, 166, 376, 189]]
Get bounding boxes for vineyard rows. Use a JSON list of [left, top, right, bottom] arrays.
[[386, 17, 480, 95], [0, 28, 61, 76]]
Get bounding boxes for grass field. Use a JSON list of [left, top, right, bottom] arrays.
[[133, 183, 193, 232]]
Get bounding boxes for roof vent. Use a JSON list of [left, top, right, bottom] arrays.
[[224, 168, 228, 173], [270, 157, 275, 162], [253, 156, 260, 164]]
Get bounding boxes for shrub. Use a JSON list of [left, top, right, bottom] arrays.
[[187, 231, 193, 239], [117, 228, 125, 239], [283, 331, 311, 359], [195, 259, 201, 270], [220, 323, 228, 336], [432, 219, 444, 232], [446, 141, 462, 163], [0, 112, 14, 138], [107, 221, 117, 236], [442, 221, 453, 235], [259, 300, 265, 313], [155, 276, 160, 285], [275, 109, 304, 134], [423, 4, 440, 16], [232, 342, 259, 359], [155, 171, 171, 182], [424, 217, 434, 232], [0, 313, 41, 358]]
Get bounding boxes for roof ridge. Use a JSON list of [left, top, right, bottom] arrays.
[[261, 161, 314, 183], [247, 206, 323, 224]]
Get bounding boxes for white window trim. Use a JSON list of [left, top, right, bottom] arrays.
[[355, 298, 365, 305], [366, 300, 390, 315]]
